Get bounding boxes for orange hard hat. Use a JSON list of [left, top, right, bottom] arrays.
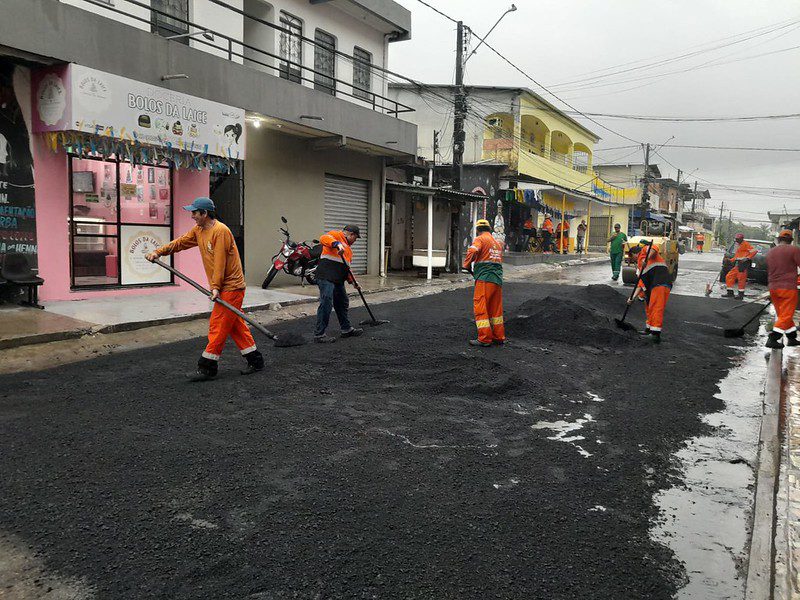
[[779, 229, 794, 240]]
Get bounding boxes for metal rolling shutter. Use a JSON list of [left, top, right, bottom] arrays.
[[324, 175, 369, 274]]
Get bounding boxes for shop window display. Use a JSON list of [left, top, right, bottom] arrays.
[[70, 155, 173, 288]]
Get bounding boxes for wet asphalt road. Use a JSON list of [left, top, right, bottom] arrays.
[[0, 252, 765, 599]]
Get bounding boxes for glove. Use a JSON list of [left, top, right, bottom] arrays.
[[332, 241, 342, 249]]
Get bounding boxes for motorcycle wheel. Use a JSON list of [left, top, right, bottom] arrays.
[[261, 266, 279, 289], [305, 272, 317, 285]]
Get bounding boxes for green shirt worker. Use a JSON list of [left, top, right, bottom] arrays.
[[608, 224, 627, 281]]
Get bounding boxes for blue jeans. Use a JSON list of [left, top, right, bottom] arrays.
[[314, 279, 351, 336]]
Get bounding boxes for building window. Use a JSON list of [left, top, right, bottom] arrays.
[[353, 47, 372, 102], [279, 12, 303, 84], [314, 29, 336, 96], [151, 0, 189, 42], [69, 155, 173, 288]]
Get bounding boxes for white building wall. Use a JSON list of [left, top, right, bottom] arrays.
[[60, 0, 389, 109]]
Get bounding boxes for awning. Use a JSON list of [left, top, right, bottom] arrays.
[[386, 181, 489, 202], [503, 181, 622, 207]]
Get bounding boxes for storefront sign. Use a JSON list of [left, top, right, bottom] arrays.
[[1, 62, 38, 266], [120, 225, 172, 285], [32, 64, 245, 160]]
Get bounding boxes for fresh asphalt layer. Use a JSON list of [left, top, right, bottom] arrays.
[[0, 282, 757, 599]]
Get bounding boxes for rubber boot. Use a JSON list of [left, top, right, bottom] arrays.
[[786, 331, 800, 347], [240, 349, 265, 375], [650, 331, 661, 344], [765, 332, 785, 349], [639, 327, 651, 336], [189, 356, 218, 382], [469, 339, 491, 347], [737, 290, 745, 300], [722, 289, 734, 298]]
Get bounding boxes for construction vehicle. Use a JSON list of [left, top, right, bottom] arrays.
[[620, 217, 680, 285]]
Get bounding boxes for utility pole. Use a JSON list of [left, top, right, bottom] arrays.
[[433, 130, 439, 168], [636, 143, 651, 232], [728, 211, 733, 244], [692, 181, 697, 214], [452, 21, 466, 193], [717, 202, 724, 245]]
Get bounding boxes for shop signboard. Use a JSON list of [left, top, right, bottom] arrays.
[[1, 62, 38, 267], [32, 64, 245, 159], [120, 225, 172, 285]]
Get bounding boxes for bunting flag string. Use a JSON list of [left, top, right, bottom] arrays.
[[503, 189, 576, 221], [41, 131, 239, 173]]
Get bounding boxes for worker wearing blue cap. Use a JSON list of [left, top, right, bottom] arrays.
[[147, 197, 264, 381]]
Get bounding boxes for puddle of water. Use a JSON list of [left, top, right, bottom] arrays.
[[651, 335, 765, 599], [532, 413, 595, 458]]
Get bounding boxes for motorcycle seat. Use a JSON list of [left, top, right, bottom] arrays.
[[309, 244, 323, 259]]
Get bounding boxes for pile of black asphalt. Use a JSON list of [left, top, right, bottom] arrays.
[[0, 282, 753, 599]]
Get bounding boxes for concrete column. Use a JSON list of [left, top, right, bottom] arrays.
[[427, 168, 433, 281], [568, 142, 575, 168], [544, 130, 552, 159]]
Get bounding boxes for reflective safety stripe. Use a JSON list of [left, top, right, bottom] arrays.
[[489, 316, 504, 325], [202, 351, 220, 361], [475, 319, 491, 328], [787, 327, 798, 334], [648, 325, 662, 332], [320, 254, 350, 265], [642, 262, 668, 275], [239, 345, 257, 355], [469, 245, 479, 251], [774, 326, 786, 334]]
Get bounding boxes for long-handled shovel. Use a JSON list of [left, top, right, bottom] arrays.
[[615, 241, 653, 332], [714, 292, 770, 318], [723, 302, 771, 338], [153, 259, 306, 347], [339, 252, 389, 327]]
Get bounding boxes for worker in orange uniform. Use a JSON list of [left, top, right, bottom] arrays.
[[541, 215, 554, 254], [313, 225, 364, 343], [695, 232, 705, 253], [556, 219, 570, 254], [464, 219, 504, 347], [628, 240, 672, 343], [147, 197, 263, 381], [765, 230, 800, 349], [722, 233, 757, 299]]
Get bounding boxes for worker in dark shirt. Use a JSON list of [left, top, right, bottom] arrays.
[[765, 230, 800, 349]]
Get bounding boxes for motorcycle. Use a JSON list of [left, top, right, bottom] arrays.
[[261, 217, 322, 289]]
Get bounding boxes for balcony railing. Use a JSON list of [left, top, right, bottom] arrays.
[[79, 0, 414, 117]]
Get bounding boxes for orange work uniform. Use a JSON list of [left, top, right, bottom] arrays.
[[541, 218, 554, 254], [155, 221, 256, 361], [725, 240, 757, 292], [556, 220, 570, 253], [464, 232, 504, 344], [637, 245, 672, 333], [767, 244, 800, 335]]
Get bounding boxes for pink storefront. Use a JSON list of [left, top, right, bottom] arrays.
[[29, 63, 245, 302]]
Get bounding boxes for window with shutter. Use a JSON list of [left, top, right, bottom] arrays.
[[279, 12, 303, 84], [353, 47, 372, 103], [314, 30, 336, 96]]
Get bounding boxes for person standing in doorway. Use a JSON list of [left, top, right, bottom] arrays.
[[146, 197, 264, 381], [765, 230, 800, 349], [608, 223, 627, 281], [541, 215, 554, 254], [313, 225, 364, 343], [464, 219, 504, 347], [556, 219, 570, 254], [576, 220, 587, 254]]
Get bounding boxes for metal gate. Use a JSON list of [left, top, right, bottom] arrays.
[[324, 175, 369, 274], [588, 216, 611, 248]]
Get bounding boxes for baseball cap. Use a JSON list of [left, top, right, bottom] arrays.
[[779, 229, 793, 239], [183, 197, 216, 212], [735, 232, 744, 241], [343, 224, 361, 238]]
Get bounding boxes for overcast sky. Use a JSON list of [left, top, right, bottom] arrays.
[[388, 0, 800, 223]]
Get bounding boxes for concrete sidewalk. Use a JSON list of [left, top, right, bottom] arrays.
[[0, 256, 606, 350]]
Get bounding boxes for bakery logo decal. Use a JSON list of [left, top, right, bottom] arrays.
[[36, 73, 67, 126], [75, 73, 111, 111], [125, 231, 162, 275], [127, 93, 209, 124]]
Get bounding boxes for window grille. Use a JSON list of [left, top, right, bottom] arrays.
[[151, 0, 189, 41], [314, 30, 336, 95], [353, 47, 372, 102], [279, 12, 303, 84]]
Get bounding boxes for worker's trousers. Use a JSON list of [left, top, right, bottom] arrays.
[[770, 288, 798, 334], [725, 265, 748, 291], [610, 252, 623, 280], [645, 285, 670, 332], [474, 281, 505, 344], [203, 289, 257, 360]]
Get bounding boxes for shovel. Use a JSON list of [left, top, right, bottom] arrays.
[[723, 301, 771, 338], [615, 241, 653, 331], [152, 259, 307, 347], [340, 251, 389, 327], [714, 292, 770, 318]]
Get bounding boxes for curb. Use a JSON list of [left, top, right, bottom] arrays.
[[745, 347, 783, 599]]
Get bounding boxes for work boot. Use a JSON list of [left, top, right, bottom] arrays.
[[469, 339, 491, 347], [765, 332, 785, 349], [650, 331, 661, 344], [493, 339, 507, 346], [639, 327, 651, 336], [240, 349, 265, 375], [786, 331, 800, 347], [314, 335, 337, 344], [188, 356, 218, 382], [722, 289, 734, 298], [737, 290, 745, 300], [340, 327, 364, 338]]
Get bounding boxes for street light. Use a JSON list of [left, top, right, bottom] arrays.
[[465, 4, 517, 63], [165, 29, 215, 42]]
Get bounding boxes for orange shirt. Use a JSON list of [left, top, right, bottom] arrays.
[[319, 230, 353, 264], [732, 240, 757, 261], [542, 218, 554, 233], [156, 221, 245, 291]]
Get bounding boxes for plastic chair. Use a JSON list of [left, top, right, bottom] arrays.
[[1, 252, 44, 308]]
